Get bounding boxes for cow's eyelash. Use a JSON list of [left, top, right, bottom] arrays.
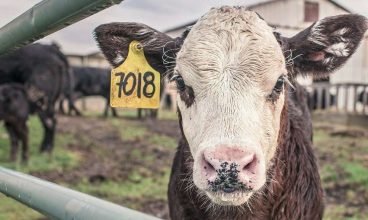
[[170, 74, 180, 82], [267, 75, 290, 103], [170, 74, 186, 92]]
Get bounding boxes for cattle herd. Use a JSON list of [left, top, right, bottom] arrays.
[[0, 5, 367, 219], [0, 42, 153, 163], [0, 40, 166, 163]]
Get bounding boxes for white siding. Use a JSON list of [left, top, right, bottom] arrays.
[[331, 38, 368, 84], [166, 29, 185, 38], [251, 0, 304, 27], [67, 54, 110, 68]]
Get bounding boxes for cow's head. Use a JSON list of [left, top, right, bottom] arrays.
[[0, 84, 28, 119], [95, 6, 367, 206]]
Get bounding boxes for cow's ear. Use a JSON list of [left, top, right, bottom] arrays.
[[94, 22, 181, 74], [282, 14, 367, 77]]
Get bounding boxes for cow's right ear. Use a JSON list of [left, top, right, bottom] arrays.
[[94, 22, 181, 74], [278, 14, 368, 77]]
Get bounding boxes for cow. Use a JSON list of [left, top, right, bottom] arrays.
[[57, 66, 80, 116], [307, 88, 336, 110], [357, 90, 368, 105], [0, 43, 69, 153], [0, 84, 29, 162], [60, 66, 163, 119], [58, 66, 118, 117], [94, 7, 367, 220]]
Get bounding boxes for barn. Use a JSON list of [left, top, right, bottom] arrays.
[[67, 51, 110, 68]]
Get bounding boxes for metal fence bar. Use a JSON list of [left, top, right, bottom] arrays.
[[325, 85, 331, 109], [364, 86, 368, 115], [0, 167, 160, 220], [0, 0, 123, 55], [353, 85, 357, 113], [344, 85, 349, 113], [335, 85, 340, 112], [317, 87, 323, 110]]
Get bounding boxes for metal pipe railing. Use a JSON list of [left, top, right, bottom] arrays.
[[0, 167, 161, 220], [0, 0, 123, 55]]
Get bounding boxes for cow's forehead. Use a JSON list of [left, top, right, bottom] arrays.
[[176, 6, 285, 85], [196, 6, 269, 31]]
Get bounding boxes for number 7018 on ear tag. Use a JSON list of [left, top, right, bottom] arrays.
[[110, 41, 160, 109]]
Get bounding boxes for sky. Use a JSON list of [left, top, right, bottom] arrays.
[[0, 0, 367, 55]]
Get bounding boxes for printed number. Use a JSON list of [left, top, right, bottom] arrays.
[[115, 71, 156, 98]]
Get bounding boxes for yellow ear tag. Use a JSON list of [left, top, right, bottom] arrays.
[[110, 41, 160, 109]]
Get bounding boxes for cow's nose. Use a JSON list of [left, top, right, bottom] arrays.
[[200, 146, 258, 191]]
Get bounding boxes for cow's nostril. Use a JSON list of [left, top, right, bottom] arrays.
[[242, 154, 257, 172], [202, 157, 216, 179], [203, 155, 216, 174]]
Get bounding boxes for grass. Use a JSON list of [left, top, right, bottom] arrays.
[[344, 163, 368, 187], [1, 112, 367, 220], [0, 116, 80, 220], [110, 118, 148, 141], [313, 123, 368, 219], [74, 168, 170, 209], [320, 164, 339, 183], [69, 115, 176, 212], [0, 116, 79, 172], [148, 134, 177, 149], [0, 194, 42, 220]]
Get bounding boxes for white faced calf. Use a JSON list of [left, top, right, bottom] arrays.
[[95, 6, 367, 219]]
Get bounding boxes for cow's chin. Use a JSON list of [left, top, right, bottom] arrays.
[[205, 190, 254, 206]]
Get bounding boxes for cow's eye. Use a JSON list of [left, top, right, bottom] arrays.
[[172, 75, 186, 91], [273, 76, 285, 93], [267, 75, 286, 102]]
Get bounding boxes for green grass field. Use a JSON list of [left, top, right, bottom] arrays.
[[0, 116, 80, 220], [0, 111, 367, 219]]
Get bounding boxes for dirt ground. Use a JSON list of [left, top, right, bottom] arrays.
[[30, 115, 180, 219], [5, 112, 367, 220]]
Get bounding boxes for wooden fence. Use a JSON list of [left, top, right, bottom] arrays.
[[307, 82, 368, 115]]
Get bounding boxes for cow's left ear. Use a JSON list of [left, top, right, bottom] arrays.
[[281, 14, 367, 76], [94, 22, 183, 75]]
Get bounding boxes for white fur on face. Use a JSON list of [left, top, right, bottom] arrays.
[[175, 7, 286, 206]]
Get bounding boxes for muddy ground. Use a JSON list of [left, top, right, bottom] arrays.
[[18, 114, 368, 219], [31, 115, 180, 219]]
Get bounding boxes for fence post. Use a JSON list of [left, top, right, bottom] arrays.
[[0, 0, 123, 55], [344, 85, 349, 113], [335, 85, 340, 112], [325, 84, 331, 109], [364, 86, 368, 115], [353, 85, 357, 113], [0, 167, 161, 220]]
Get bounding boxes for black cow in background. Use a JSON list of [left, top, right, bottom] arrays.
[[0, 43, 69, 153], [59, 66, 166, 119], [308, 89, 336, 110], [59, 66, 118, 117], [357, 90, 368, 105], [0, 84, 29, 162], [137, 80, 166, 120]]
